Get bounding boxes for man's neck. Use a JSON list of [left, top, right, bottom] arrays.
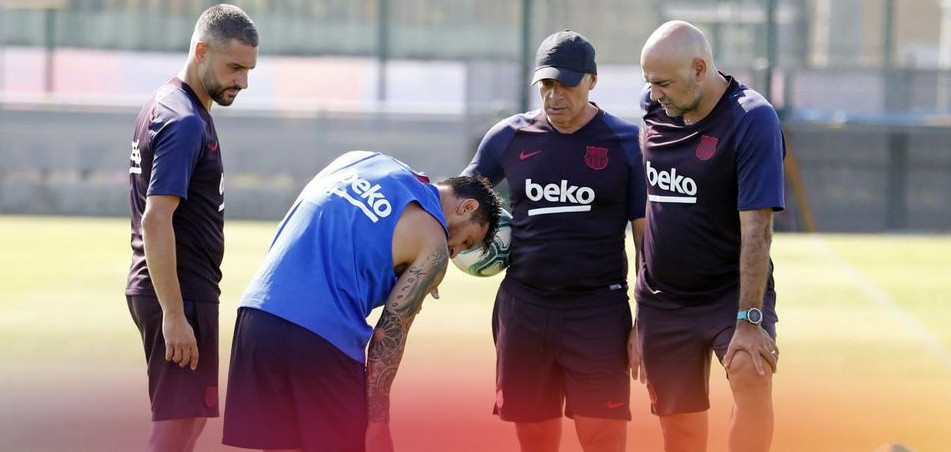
[[550, 103, 599, 134], [436, 185, 453, 214], [683, 73, 728, 126], [177, 67, 213, 112]]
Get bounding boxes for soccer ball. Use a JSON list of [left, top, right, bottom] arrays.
[[451, 209, 512, 277]]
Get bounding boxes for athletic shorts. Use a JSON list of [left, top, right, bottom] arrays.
[[222, 307, 367, 452], [126, 295, 219, 421], [636, 292, 777, 416], [492, 281, 633, 422]]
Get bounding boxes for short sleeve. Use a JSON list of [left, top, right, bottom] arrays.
[[735, 106, 785, 212], [602, 112, 647, 220], [461, 114, 527, 185], [147, 114, 205, 199]]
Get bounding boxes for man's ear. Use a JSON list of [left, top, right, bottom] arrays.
[[692, 57, 707, 80], [195, 41, 208, 64], [458, 198, 479, 215]]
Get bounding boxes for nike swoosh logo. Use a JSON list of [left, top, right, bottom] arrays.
[[519, 150, 542, 160], [606, 400, 627, 409]]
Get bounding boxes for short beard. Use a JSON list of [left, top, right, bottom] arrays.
[[668, 81, 702, 118], [201, 53, 239, 107], [203, 72, 237, 107]]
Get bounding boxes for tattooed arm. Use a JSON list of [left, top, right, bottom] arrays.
[[365, 203, 449, 452], [365, 246, 446, 420]]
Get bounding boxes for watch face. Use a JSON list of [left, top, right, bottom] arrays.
[[748, 308, 763, 324]]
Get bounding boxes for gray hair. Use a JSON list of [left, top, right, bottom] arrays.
[[192, 4, 259, 49]]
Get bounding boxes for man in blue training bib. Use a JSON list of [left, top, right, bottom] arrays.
[[222, 151, 503, 452]]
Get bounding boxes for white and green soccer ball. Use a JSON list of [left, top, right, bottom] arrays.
[[451, 209, 512, 277]]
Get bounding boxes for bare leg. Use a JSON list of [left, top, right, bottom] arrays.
[[659, 411, 707, 452], [726, 352, 773, 452], [149, 417, 206, 452], [183, 417, 206, 451], [516, 418, 562, 452], [574, 415, 627, 452]]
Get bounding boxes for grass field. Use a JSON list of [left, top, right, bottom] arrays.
[[0, 215, 949, 452]]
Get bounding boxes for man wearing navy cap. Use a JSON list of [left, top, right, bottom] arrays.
[[462, 30, 647, 451]]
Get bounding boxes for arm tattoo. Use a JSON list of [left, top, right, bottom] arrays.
[[366, 245, 448, 422]]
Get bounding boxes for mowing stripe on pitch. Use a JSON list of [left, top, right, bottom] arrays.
[[811, 235, 951, 372]]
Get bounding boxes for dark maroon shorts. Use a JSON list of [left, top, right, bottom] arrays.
[[492, 281, 633, 422], [126, 295, 219, 421], [636, 292, 777, 416], [223, 307, 367, 452]]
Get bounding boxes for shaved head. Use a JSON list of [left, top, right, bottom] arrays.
[[640, 20, 727, 124], [641, 20, 715, 76]]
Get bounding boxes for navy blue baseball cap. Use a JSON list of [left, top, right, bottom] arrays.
[[531, 30, 597, 87]]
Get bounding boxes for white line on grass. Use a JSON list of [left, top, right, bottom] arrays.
[[811, 235, 951, 373]]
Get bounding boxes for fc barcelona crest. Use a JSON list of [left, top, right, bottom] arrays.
[[695, 135, 718, 161], [584, 146, 609, 170]]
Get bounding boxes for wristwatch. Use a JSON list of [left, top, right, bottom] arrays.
[[737, 307, 763, 325]]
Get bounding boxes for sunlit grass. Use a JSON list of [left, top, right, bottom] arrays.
[[1, 215, 949, 451]]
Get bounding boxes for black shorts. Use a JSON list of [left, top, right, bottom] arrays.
[[636, 292, 777, 416], [492, 281, 633, 422], [126, 295, 219, 421], [223, 307, 367, 452]]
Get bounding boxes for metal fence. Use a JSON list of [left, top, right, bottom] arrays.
[[2, 95, 949, 232], [1, 0, 950, 231], [782, 119, 951, 232]]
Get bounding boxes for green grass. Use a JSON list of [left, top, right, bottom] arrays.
[[0, 215, 949, 452]]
